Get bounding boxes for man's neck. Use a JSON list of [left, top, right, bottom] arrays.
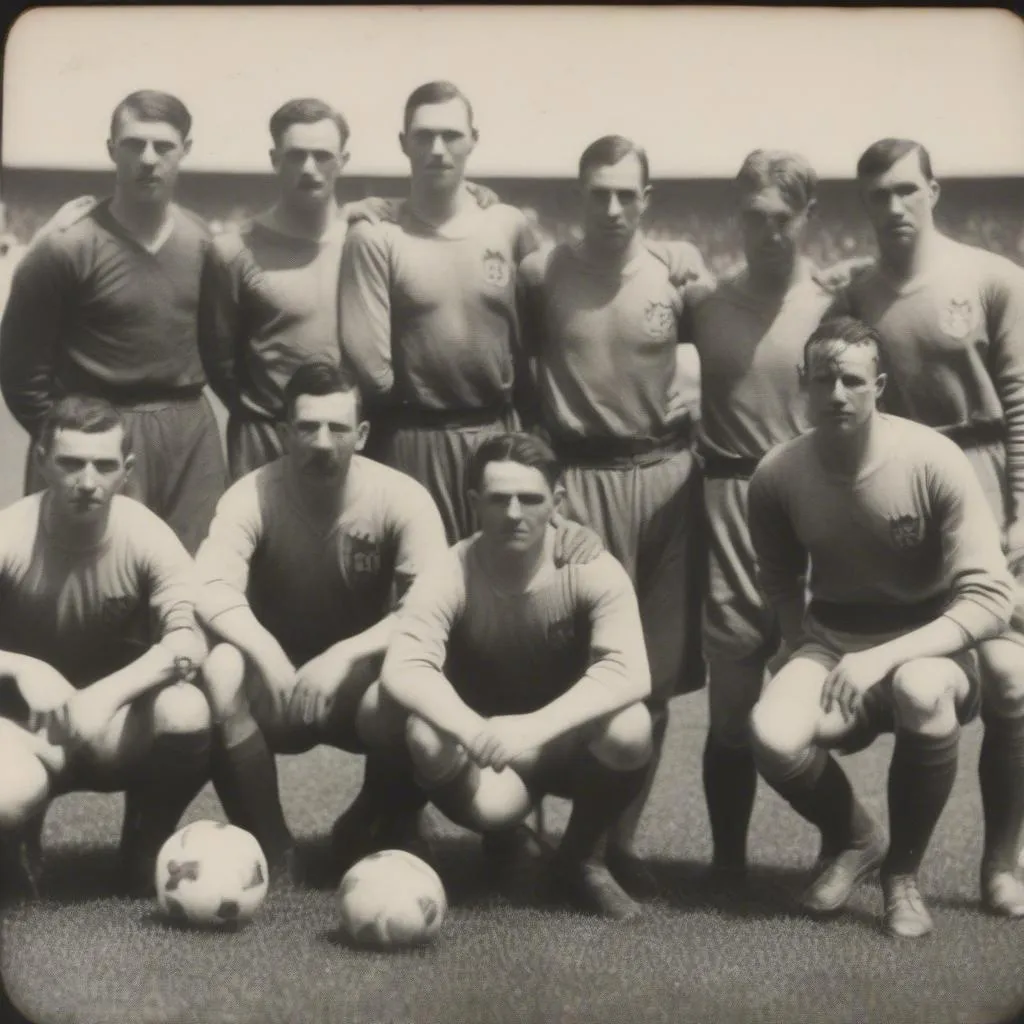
[[109, 192, 173, 243], [477, 530, 553, 593], [42, 494, 110, 550], [579, 233, 644, 273], [408, 180, 471, 227], [878, 227, 942, 283], [269, 198, 340, 241], [284, 459, 350, 521], [745, 256, 807, 300], [814, 414, 883, 478]]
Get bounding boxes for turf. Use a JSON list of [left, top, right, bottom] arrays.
[[3, 692, 1024, 1024]]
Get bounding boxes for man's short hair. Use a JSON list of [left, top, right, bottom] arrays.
[[803, 316, 884, 374], [402, 81, 475, 132], [735, 149, 817, 211], [856, 138, 934, 182], [269, 98, 351, 150], [578, 135, 650, 188], [109, 90, 192, 142], [38, 395, 130, 457], [283, 361, 363, 421], [467, 432, 563, 494]]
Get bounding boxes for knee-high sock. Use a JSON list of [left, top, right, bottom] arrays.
[[883, 728, 959, 877], [980, 712, 1024, 875], [703, 735, 757, 868], [210, 729, 293, 865], [608, 700, 668, 855]]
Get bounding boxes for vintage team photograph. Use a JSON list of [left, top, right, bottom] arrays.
[[0, 6, 1023, 1022]]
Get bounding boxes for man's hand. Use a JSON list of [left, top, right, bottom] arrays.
[[1005, 519, 1024, 579], [813, 256, 875, 292], [289, 649, 353, 728], [254, 652, 299, 720], [49, 687, 120, 750], [465, 181, 501, 209], [466, 714, 548, 772], [341, 196, 403, 227], [552, 514, 604, 566], [33, 196, 99, 244], [820, 648, 894, 720]]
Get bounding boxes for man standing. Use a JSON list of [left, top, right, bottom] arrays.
[[837, 138, 1024, 915], [748, 317, 1014, 937], [690, 150, 839, 879], [0, 90, 226, 555], [0, 396, 211, 901], [383, 432, 654, 920], [516, 135, 709, 879], [199, 97, 502, 481], [340, 81, 539, 544]]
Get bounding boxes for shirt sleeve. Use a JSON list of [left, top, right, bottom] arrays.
[[928, 439, 1016, 642], [339, 221, 394, 400], [577, 555, 652, 700], [197, 235, 248, 414], [983, 258, 1024, 522], [389, 479, 450, 606], [193, 478, 263, 624], [0, 236, 76, 437], [513, 209, 542, 264], [134, 508, 204, 641]]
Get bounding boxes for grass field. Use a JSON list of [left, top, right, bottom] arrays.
[[3, 692, 1024, 1024]]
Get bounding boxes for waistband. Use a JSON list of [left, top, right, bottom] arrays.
[[85, 382, 206, 408], [373, 402, 513, 430], [552, 422, 693, 468], [699, 451, 763, 480], [936, 419, 1005, 449], [808, 594, 949, 635]]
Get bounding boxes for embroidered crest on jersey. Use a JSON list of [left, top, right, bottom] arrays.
[[888, 513, 925, 550], [482, 250, 512, 288], [99, 594, 137, 627], [346, 534, 382, 577], [643, 301, 676, 342], [938, 297, 978, 341]]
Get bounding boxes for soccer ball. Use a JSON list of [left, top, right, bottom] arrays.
[[155, 820, 269, 928], [337, 849, 447, 949]]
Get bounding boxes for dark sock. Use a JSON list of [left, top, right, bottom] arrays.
[[703, 735, 757, 869], [608, 700, 668, 856], [764, 748, 875, 852], [883, 728, 959, 877], [980, 713, 1024, 874], [211, 730, 293, 865]]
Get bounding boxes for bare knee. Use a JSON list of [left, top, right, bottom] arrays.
[[590, 703, 653, 770], [0, 745, 50, 829], [356, 681, 407, 750], [151, 682, 212, 737], [201, 644, 248, 719], [891, 662, 956, 727], [406, 715, 465, 784], [980, 639, 1024, 718], [750, 695, 812, 762]]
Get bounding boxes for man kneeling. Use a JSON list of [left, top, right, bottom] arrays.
[[382, 432, 653, 920], [747, 317, 1015, 938], [0, 396, 210, 901]]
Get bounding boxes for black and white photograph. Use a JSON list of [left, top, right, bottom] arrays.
[[1, 6, 1023, 1022]]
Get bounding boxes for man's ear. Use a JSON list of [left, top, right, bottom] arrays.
[[182, 137, 193, 158], [106, 139, 116, 164], [269, 148, 280, 172], [797, 364, 808, 390], [276, 421, 289, 447], [338, 150, 351, 171], [929, 179, 941, 210], [874, 372, 888, 400], [121, 453, 136, 489], [355, 420, 370, 452], [552, 485, 567, 517]]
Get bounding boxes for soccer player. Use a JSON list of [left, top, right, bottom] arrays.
[[195, 362, 599, 880], [748, 317, 1015, 937], [515, 135, 710, 880], [340, 81, 539, 544], [0, 395, 211, 901], [0, 90, 227, 555], [689, 150, 840, 879], [835, 138, 1024, 915], [382, 432, 654, 920], [198, 97, 502, 481]]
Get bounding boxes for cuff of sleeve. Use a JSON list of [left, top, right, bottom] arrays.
[[941, 604, 1008, 646]]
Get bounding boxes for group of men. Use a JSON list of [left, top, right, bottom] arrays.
[[0, 80, 1023, 939]]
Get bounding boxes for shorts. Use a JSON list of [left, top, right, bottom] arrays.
[[226, 414, 284, 482], [562, 445, 705, 699], [26, 393, 227, 556], [365, 408, 519, 545], [796, 614, 982, 755], [701, 475, 779, 663]]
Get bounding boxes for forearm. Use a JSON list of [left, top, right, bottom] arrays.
[[88, 638, 190, 710], [383, 667, 485, 744], [322, 614, 397, 666], [201, 604, 292, 672], [530, 671, 647, 748], [868, 615, 978, 674]]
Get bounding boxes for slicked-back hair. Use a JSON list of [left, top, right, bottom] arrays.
[[403, 81, 475, 133], [578, 135, 650, 188], [803, 316, 885, 375], [110, 90, 192, 142], [38, 395, 130, 457], [467, 432, 563, 495], [856, 138, 934, 182], [735, 149, 817, 211], [283, 360, 363, 422], [269, 98, 350, 149]]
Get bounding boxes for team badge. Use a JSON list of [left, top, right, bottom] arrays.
[[888, 513, 925, 550], [99, 594, 136, 626], [938, 296, 978, 341], [346, 534, 382, 576], [643, 301, 676, 341], [482, 250, 512, 288]]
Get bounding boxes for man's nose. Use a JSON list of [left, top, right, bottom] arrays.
[[140, 142, 159, 165], [302, 153, 319, 176], [606, 194, 623, 217], [312, 424, 333, 448], [79, 465, 99, 489], [507, 496, 523, 518], [430, 135, 447, 157]]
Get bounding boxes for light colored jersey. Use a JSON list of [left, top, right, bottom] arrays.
[[195, 454, 447, 664], [199, 214, 347, 421], [835, 238, 1024, 517], [518, 239, 707, 440], [339, 200, 536, 411], [383, 536, 650, 716], [748, 414, 1015, 643], [692, 264, 833, 459], [0, 493, 200, 686]]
